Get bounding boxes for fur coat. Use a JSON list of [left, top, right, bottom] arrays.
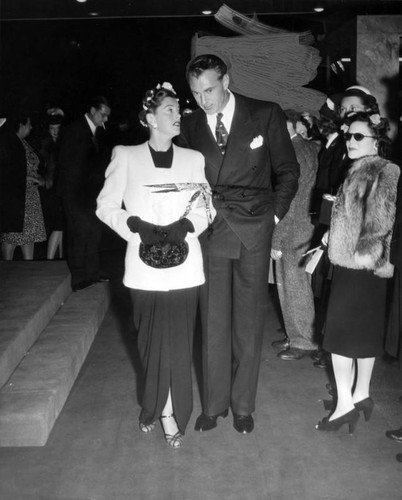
[[328, 155, 400, 278]]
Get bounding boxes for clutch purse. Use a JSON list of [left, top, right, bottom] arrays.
[[139, 241, 189, 269], [318, 194, 336, 226]]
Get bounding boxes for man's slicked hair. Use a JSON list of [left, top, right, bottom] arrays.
[[87, 95, 111, 113], [186, 54, 228, 81]]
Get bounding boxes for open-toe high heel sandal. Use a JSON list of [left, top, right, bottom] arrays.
[[160, 415, 183, 448], [139, 421, 156, 433]]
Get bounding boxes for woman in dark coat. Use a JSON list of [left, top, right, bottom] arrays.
[[38, 109, 65, 259], [384, 175, 402, 363]]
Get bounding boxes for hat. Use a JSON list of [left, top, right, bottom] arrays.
[[318, 98, 339, 122], [46, 107, 64, 125], [331, 85, 377, 107]]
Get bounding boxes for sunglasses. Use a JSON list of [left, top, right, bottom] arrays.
[[344, 132, 376, 142]]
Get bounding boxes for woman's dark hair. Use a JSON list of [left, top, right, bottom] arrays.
[[186, 54, 228, 81], [5, 111, 31, 134], [317, 117, 339, 137], [138, 85, 177, 129], [283, 109, 302, 129], [342, 111, 391, 159]]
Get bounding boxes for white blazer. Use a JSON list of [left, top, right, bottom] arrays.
[[96, 142, 215, 291]]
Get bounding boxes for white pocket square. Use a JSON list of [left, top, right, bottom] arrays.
[[250, 135, 263, 149]]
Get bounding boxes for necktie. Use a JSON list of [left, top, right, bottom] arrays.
[[92, 129, 99, 152], [215, 112, 228, 154]]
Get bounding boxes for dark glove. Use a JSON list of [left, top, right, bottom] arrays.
[[127, 216, 164, 245], [162, 218, 195, 245]]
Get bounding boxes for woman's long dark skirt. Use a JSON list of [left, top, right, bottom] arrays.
[[323, 266, 387, 358], [130, 286, 199, 435]]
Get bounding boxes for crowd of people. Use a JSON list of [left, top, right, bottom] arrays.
[[1, 54, 401, 460]]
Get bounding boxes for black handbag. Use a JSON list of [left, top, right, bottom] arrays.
[[139, 241, 189, 269], [137, 184, 213, 269], [318, 194, 336, 226]]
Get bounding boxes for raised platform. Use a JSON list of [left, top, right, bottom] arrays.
[[0, 261, 71, 388], [0, 261, 111, 446]]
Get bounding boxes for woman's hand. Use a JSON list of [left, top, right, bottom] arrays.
[[162, 218, 194, 244], [127, 216, 165, 245], [27, 175, 46, 187]]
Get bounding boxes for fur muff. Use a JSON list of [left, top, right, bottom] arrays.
[[328, 155, 400, 278]]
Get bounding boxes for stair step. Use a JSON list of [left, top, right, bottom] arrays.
[[0, 261, 71, 389], [0, 282, 111, 447]]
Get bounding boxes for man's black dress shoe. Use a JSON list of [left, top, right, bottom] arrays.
[[194, 410, 228, 431], [271, 338, 290, 350], [98, 275, 110, 283], [277, 347, 309, 360], [73, 280, 95, 292], [310, 349, 322, 362], [313, 355, 330, 369], [385, 427, 402, 442], [233, 414, 254, 434]]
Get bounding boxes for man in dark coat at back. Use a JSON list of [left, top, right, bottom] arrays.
[[57, 96, 111, 291], [178, 54, 299, 434]]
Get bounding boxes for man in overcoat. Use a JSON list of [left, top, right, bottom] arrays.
[[178, 54, 299, 433]]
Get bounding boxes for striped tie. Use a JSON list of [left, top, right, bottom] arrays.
[[215, 112, 228, 154]]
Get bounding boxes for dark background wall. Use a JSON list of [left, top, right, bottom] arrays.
[[0, 14, 357, 142]]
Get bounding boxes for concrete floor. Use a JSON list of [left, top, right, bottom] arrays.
[[0, 248, 402, 500]]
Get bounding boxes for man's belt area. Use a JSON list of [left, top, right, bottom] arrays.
[[212, 185, 269, 201]]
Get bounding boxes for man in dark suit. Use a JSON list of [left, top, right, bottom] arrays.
[[178, 54, 299, 434], [58, 96, 111, 291]]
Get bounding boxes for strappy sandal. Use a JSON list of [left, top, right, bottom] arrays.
[[139, 421, 156, 433], [160, 415, 183, 448]]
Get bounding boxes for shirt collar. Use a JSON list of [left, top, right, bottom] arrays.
[[206, 90, 235, 133], [326, 131, 339, 148], [85, 113, 97, 136]]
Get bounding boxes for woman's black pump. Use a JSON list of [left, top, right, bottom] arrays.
[[316, 408, 360, 434], [354, 397, 374, 421]]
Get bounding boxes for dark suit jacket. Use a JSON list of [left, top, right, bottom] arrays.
[[0, 132, 27, 233], [178, 94, 300, 257], [57, 117, 110, 209], [391, 172, 402, 269], [314, 134, 349, 200]]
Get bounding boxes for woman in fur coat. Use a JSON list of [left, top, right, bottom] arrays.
[[316, 111, 400, 433]]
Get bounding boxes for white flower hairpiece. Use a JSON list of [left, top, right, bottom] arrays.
[[156, 82, 176, 95], [340, 123, 349, 134], [142, 82, 176, 111], [369, 113, 381, 126]]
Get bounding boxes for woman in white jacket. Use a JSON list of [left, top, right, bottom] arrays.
[[96, 83, 215, 448]]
